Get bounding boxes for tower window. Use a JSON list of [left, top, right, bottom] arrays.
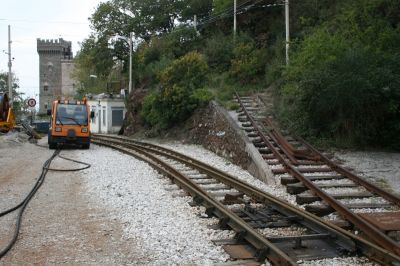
[[44, 85, 49, 91]]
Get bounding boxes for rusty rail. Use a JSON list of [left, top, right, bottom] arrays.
[[93, 134, 400, 265], [92, 137, 297, 265], [235, 92, 400, 256], [259, 105, 400, 207]]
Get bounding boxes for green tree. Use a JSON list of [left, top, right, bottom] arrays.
[[91, 0, 212, 41], [229, 33, 267, 84], [141, 52, 211, 129], [133, 26, 201, 87], [79, 0, 213, 94], [279, 0, 400, 149], [72, 35, 114, 97]]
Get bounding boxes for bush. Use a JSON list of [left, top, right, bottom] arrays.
[[229, 34, 267, 84], [203, 32, 233, 71], [134, 27, 201, 86], [141, 51, 210, 129], [279, 26, 400, 149], [159, 51, 209, 90]]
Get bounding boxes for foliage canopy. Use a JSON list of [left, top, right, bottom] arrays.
[[75, 0, 400, 148]]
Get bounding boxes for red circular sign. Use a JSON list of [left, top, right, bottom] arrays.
[[27, 98, 36, 107]]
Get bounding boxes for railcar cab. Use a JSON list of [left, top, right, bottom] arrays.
[[47, 98, 95, 149]]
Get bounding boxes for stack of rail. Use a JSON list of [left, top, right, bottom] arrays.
[[234, 92, 400, 256]]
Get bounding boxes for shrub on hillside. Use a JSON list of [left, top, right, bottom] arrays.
[[280, 26, 400, 148], [141, 51, 211, 129], [204, 32, 233, 71], [159, 51, 209, 90], [229, 34, 267, 84], [134, 27, 201, 86]]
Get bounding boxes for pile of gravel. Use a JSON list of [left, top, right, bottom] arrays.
[[0, 131, 31, 148]]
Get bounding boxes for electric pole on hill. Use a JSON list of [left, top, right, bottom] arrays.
[[233, 0, 237, 40], [8, 25, 13, 106], [285, 0, 290, 65]]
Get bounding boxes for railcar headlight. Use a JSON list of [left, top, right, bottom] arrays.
[[81, 127, 88, 133], [55, 127, 62, 132]]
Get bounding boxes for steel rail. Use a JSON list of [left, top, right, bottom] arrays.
[[235, 94, 400, 256], [256, 97, 400, 207], [263, 116, 319, 162], [92, 138, 297, 265], [93, 134, 400, 265], [298, 136, 400, 206], [95, 135, 355, 250], [257, 94, 400, 212], [256, 94, 400, 205]]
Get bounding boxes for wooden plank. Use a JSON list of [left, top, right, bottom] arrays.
[[296, 191, 373, 204]]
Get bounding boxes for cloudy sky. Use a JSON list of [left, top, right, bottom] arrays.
[[0, 0, 103, 102]]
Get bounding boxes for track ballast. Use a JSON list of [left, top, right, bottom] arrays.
[[92, 135, 400, 265]]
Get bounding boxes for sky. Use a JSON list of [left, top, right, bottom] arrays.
[[0, 0, 103, 103]]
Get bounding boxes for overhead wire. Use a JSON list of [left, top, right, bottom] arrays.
[[197, 0, 283, 30], [157, 0, 265, 36], [198, 0, 253, 26]]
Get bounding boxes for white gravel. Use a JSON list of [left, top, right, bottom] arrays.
[[151, 140, 298, 206], [1, 133, 383, 265], [299, 256, 379, 266], [334, 151, 400, 194], [141, 140, 378, 266], [78, 144, 230, 265]]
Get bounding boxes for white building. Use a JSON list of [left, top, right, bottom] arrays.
[[88, 94, 126, 134]]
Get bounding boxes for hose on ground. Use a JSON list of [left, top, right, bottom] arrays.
[[0, 146, 91, 259]]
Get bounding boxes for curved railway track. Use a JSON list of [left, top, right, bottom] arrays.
[[234, 92, 400, 257], [92, 135, 400, 265]]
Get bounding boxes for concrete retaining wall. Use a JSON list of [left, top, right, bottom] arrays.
[[188, 101, 275, 185]]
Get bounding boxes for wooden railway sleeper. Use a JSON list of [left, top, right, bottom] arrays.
[[93, 136, 400, 264], [233, 96, 400, 255], [218, 217, 231, 230]]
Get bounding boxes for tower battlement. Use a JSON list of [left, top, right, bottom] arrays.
[[37, 38, 73, 58], [37, 37, 76, 113]]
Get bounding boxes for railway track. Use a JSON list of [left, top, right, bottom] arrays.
[[233, 92, 400, 257], [92, 135, 400, 265]]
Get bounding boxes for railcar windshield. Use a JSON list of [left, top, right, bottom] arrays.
[[56, 104, 88, 126]]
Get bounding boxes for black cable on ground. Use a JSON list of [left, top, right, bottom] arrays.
[[45, 154, 91, 172], [0, 146, 91, 259]]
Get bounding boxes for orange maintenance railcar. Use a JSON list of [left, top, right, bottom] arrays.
[[47, 99, 94, 149]]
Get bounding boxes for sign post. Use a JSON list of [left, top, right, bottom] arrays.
[[27, 98, 36, 125]]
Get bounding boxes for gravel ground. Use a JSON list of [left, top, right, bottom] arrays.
[[79, 144, 230, 265], [0, 137, 232, 265], [0, 138, 144, 265], [0, 132, 393, 266], [145, 140, 381, 266], [334, 151, 400, 195]]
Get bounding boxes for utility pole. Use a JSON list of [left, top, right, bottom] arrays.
[[285, 0, 290, 65], [128, 32, 133, 94], [233, 0, 237, 40], [108, 33, 133, 95], [194, 15, 197, 31], [7, 25, 12, 106]]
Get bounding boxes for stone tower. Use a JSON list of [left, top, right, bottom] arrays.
[[37, 38, 75, 113]]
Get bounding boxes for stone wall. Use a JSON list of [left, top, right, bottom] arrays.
[[37, 38, 74, 113], [61, 60, 76, 97], [188, 101, 275, 185]]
